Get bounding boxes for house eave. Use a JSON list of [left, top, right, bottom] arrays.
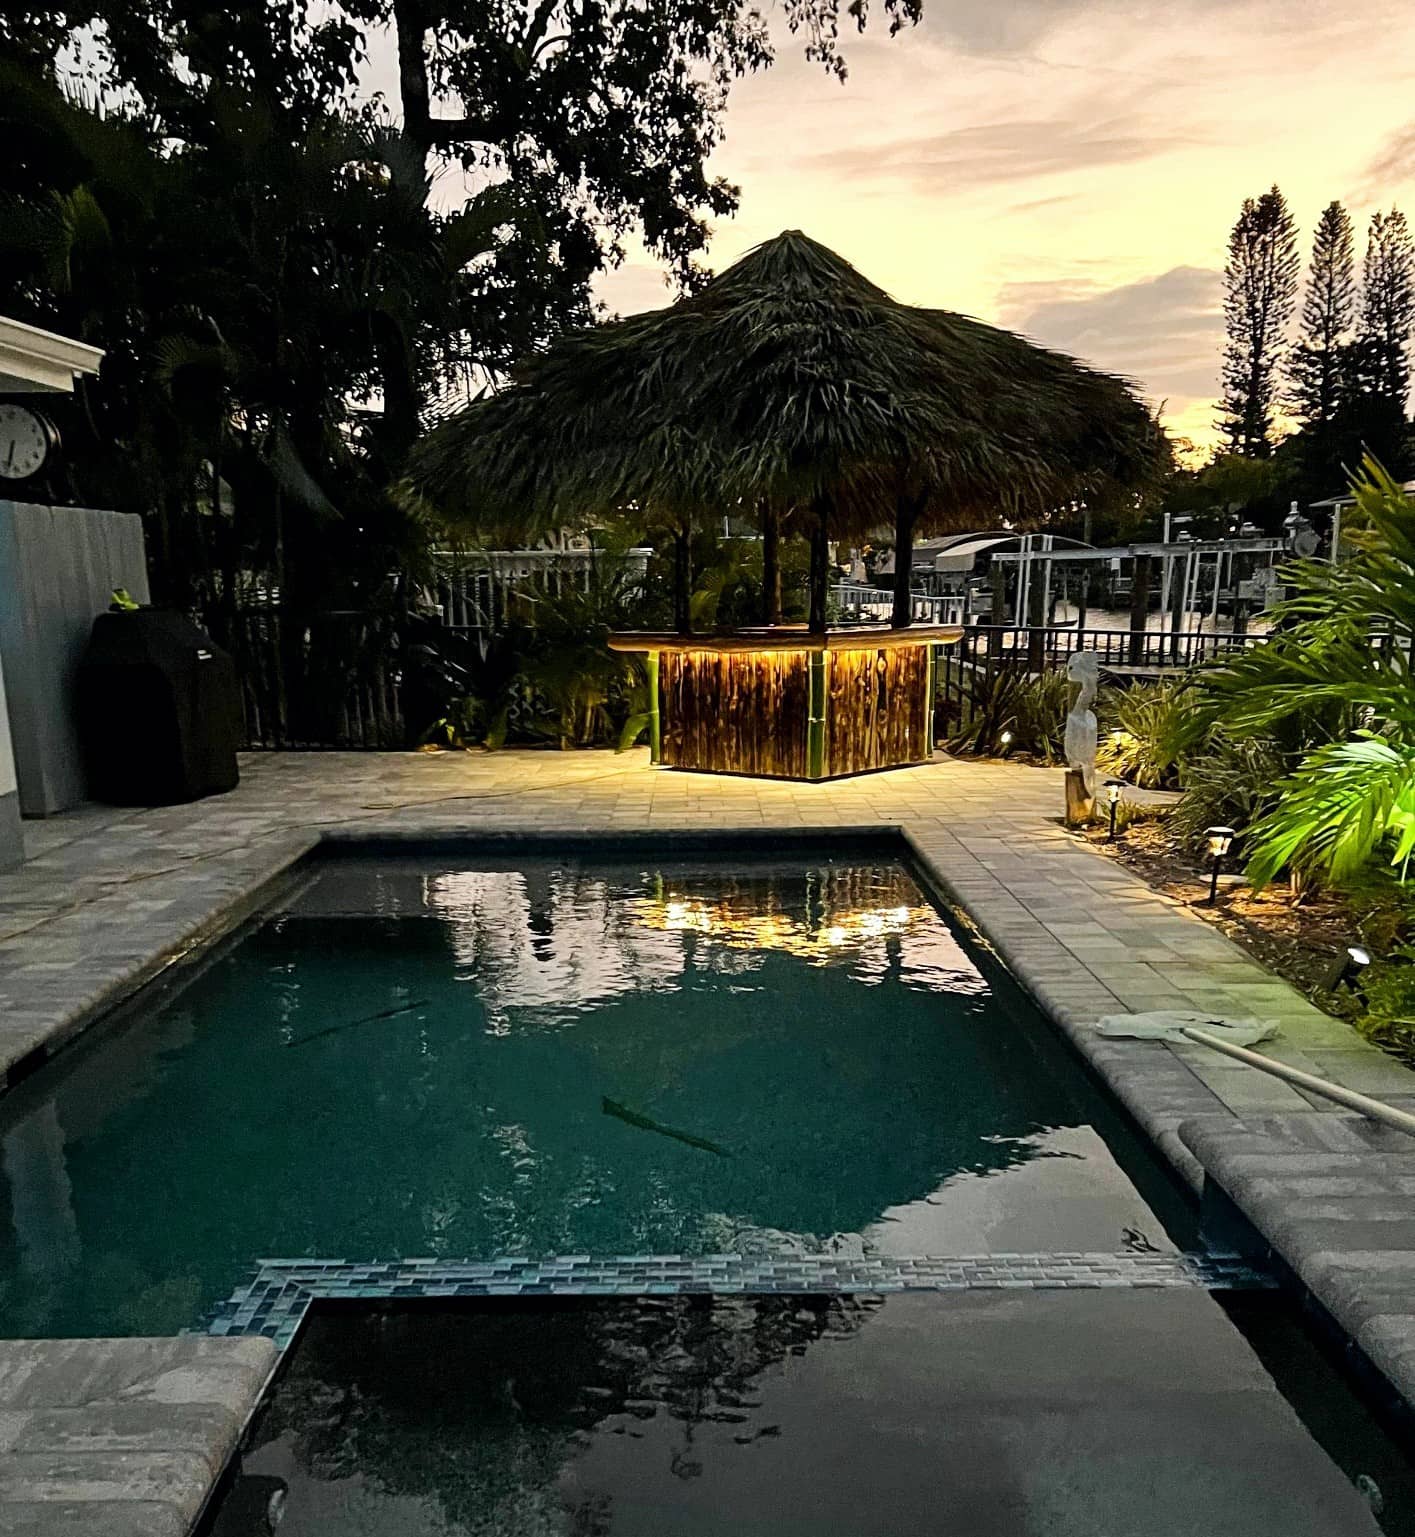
[[0, 315, 105, 394]]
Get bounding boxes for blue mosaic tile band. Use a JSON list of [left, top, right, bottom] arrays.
[[206, 1251, 1276, 1352]]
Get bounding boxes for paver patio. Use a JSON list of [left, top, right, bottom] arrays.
[[4, 747, 1415, 1526]]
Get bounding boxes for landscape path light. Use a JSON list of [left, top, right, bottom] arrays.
[[1104, 780, 1124, 842], [1204, 826, 1236, 905], [1328, 944, 1371, 992]]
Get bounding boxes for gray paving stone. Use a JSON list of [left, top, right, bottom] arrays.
[[1180, 1115, 1415, 1409], [0, 1500, 185, 1536], [0, 1337, 274, 1536]]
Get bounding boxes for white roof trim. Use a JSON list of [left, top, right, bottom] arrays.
[[0, 315, 104, 394]]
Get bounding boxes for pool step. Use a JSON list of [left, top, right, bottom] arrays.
[[207, 1251, 1276, 1351]]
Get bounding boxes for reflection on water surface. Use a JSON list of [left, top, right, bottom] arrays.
[[1, 856, 1179, 1337]]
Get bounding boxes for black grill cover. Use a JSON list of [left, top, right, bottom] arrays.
[[78, 610, 241, 805]]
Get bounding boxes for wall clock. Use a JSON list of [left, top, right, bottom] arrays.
[[0, 403, 58, 482]]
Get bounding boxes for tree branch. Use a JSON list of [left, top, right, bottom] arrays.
[[522, 0, 561, 56]]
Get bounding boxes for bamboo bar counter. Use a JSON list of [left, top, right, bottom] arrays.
[[609, 625, 963, 782]]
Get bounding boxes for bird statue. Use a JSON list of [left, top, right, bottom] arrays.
[[1064, 650, 1100, 800]]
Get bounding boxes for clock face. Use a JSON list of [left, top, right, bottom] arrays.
[[0, 404, 52, 481]]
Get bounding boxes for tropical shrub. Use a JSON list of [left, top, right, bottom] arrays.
[[1351, 945, 1415, 1065], [945, 667, 1073, 762], [1096, 679, 1199, 789], [1168, 731, 1288, 848], [422, 550, 655, 751], [1196, 460, 1415, 887]]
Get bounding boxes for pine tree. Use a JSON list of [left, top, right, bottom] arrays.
[[1218, 186, 1300, 457], [1288, 200, 1354, 430], [1360, 208, 1415, 411]]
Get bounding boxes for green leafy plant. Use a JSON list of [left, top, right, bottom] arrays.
[[945, 667, 1073, 762], [1092, 797, 1169, 836], [419, 695, 509, 751], [1096, 679, 1200, 789], [1194, 459, 1415, 887], [1169, 731, 1287, 847], [1352, 944, 1415, 1065], [1244, 734, 1415, 888]]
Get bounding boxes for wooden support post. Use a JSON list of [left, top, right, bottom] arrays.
[[1128, 554, 1151, 665], [672, 526, 692, 635], [808, 498, 830, 636], [890, 493, 926, 629], [645, 651, 661, 764], [1169, 548, 1188, 662], [807, 649, 827, 780], [761, 503, 781, 626], [1064, 768, 1094, 827]]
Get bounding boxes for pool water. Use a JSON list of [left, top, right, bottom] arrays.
[[0, 852, 1186, 1337], [213, 1293, 1415, 1537]]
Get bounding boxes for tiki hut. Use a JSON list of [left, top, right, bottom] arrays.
[[407, 231, 1164, 781]]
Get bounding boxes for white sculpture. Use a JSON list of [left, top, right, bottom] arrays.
[[1064, 650, 1100, 798]]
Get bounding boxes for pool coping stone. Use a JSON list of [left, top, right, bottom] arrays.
[[0, 1335, 276, 1536], [1179, 1113, 1415, 1415]]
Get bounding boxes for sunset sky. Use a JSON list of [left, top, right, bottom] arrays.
[[588, 0, 1415, 456]]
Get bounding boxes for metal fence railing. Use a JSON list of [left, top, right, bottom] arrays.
[[833, 583, 963, 626], [223, 607, 1273, 754], [933, 624, 1264, 747], [951, 624, 1261, 671]]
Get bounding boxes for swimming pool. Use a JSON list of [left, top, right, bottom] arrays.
[[213, 1293, 1415, 1537], [0, 847, 1187, 1338]]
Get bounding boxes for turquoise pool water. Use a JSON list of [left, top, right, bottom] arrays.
[[0, 852, 1186, 1338]]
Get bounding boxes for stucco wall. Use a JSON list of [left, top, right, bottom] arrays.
[[0, 651, 19, 869], [0, 501, 150, 816]]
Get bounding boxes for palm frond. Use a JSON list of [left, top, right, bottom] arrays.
[[1245, 735, 1415, 889]]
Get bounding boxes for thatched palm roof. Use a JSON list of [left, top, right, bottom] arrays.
[[407, 230, 1164, 541]]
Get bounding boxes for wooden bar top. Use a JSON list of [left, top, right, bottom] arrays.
[[607, 625, 964, 655]]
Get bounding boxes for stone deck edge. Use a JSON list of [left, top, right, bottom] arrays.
[[0, 1334, 278, 1537], [1, 834, 319, 1090], [1178, 1114, 1415, 1413]]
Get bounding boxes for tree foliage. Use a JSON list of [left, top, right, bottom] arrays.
[[1197, 460, 1415, 886], [1288, 200, 1354, 432], [1216, 190, 1412, 507], [0, 1, 921, 616], [1219, 185, 1299, 458], [1360, 207, 1415, 412]]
